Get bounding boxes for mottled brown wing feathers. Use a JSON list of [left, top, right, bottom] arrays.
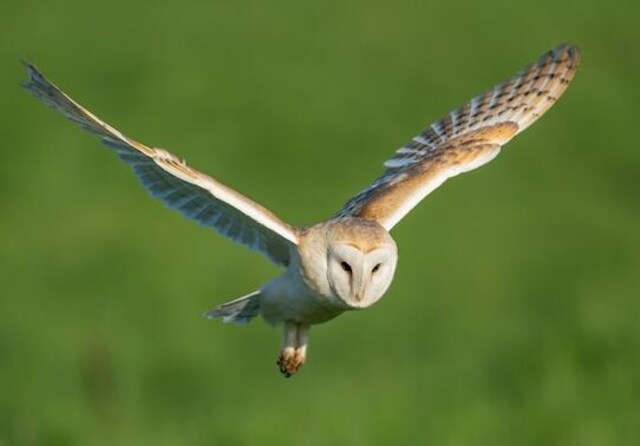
[[336, 44, 580, 230]]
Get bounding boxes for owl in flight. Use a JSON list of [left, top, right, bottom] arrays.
[[24, 44, 579, 377]]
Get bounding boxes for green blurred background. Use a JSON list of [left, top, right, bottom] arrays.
[[2, 0, 639, 444]]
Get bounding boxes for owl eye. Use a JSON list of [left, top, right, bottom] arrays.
[[340, 261, 352, 273], [371, 263, 381, 274]]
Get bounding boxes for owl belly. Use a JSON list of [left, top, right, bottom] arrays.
[[259, 274, 344, 326]]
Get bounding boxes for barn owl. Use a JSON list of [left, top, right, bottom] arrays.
[[24, 44, 579, 377]]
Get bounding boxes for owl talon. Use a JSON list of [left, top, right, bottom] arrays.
[[276, 356, 291, 377]]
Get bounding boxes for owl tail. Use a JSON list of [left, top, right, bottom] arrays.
[[203, 290, 261, 325]]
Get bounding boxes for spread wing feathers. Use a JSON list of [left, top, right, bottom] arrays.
[[336, 44, 580, 230], [23, 62, 298, 266]]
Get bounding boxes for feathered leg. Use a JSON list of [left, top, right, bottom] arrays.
[[277, 322, 310, 377]]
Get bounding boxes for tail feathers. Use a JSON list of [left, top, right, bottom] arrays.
[[204, 291, 261, 325]]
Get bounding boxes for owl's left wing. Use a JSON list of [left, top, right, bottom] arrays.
[[23, 62, 298, 266], [336, 44, 580, 230]]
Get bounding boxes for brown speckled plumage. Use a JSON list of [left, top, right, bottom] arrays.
[[336, 44, 580, 229]]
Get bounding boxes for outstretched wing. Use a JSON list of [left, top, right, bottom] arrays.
[[336, 44, 580, 230], [24, 62, 298, 266]]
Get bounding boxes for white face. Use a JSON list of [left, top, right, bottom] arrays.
[[326, 241, 397, 309]]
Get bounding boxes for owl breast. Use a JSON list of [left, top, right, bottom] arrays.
[[259, 269, 345, 326]]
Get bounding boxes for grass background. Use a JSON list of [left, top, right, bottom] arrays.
[[1, 0, 639, 444]]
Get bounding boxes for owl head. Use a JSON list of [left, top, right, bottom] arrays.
[[299, 218, 398, 310]]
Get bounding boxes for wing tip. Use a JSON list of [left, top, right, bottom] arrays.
[[21, 59, 41, 92], [549, 43, 581, 69], [21, 59, 52, 93]]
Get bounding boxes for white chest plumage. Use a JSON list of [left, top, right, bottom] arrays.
[[260, 273, 344, 326]]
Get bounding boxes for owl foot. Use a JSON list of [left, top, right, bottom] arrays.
[[277, 347, 305, 377], [278, 322, 310, 377]]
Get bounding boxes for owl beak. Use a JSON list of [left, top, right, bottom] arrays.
[[352, 265, 367, 302]]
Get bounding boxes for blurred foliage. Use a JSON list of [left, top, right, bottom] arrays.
[[1, 0, 639, 444]]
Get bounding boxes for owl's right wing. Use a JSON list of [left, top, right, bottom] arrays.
[[23, 62, 298, 266], [335, 44, 580, 230]]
